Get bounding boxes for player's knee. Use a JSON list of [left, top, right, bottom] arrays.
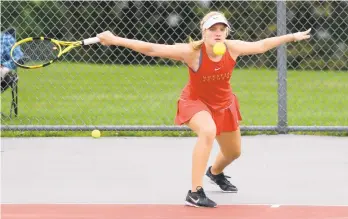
[[233, 149, 241, 160], [224, 147, 241, 161], [198, 125, 216, 143]]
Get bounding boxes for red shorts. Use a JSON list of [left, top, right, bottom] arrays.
[[174, 95, 242, 135]]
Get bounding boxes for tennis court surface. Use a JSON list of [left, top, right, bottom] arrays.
[[1, 135, 348, 218]]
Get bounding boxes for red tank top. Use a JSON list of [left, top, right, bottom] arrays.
[[180, 43, 236, 110]]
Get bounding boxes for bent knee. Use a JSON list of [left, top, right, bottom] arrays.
[[198, 126, 216, 142], [224, 148, 241, 161]]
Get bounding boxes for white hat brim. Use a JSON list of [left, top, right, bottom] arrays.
[[202, 15, 231, 30]]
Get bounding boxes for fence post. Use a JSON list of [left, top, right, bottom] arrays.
[[276, 0, 288, 134]]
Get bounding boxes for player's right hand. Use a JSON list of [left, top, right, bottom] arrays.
[[97, 31, 119, 46]]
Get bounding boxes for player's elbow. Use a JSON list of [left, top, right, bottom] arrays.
[[146, 46, 184, 61], [255, 40, 267, 54], [141, 47, 154, 57], [238, 41, 265, 56], [258, 39, 281, 54], [143, 44, 163, 57], [145, 49, 157, 57]]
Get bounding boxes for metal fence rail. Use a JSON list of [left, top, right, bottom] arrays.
[[1, 1, 347, 133], [1, 125, 348, 132]]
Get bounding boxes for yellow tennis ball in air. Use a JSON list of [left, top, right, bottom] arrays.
[[91, 129, 101, 138], [213, 42, 226, 55]]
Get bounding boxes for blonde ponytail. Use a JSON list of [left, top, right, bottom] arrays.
[[189, 36, 204, 50]]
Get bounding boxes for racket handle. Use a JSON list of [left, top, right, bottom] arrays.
[[83, 37, 100, 45]]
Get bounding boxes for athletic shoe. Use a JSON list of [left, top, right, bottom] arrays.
[[206, 166, 238, 193], [185, 186, 217, 208]]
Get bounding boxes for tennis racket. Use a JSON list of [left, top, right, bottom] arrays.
[[10, 36, 100, 69]]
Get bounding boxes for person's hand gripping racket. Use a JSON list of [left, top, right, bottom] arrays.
[[97, 31, 122, 46]]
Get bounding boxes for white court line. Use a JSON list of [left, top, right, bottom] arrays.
[[270, 204, 280, 208]]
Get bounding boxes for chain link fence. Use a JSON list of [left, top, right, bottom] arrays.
[[1, 1, 348, 133]]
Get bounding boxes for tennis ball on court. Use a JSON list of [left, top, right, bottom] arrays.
[[213, 42, 226, 55], [91, 129, 101, 138]]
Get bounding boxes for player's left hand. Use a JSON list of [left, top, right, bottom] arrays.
[[293, 28, 311, 42]]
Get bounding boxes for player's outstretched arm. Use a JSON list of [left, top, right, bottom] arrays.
[[97, 31, 191, 61], [227, 28, 311, 57]]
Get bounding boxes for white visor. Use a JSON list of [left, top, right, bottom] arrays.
[[202, 15, 231, 30]]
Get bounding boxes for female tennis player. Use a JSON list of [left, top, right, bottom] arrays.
[[97, 11, 311, 208]]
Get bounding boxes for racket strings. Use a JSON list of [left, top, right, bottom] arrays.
[[19, 40, 60, 66]]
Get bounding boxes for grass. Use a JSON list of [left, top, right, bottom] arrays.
[[1, 62, 348, 137]]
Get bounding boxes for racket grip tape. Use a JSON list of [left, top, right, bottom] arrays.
[[83, 37, 100, 45]]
